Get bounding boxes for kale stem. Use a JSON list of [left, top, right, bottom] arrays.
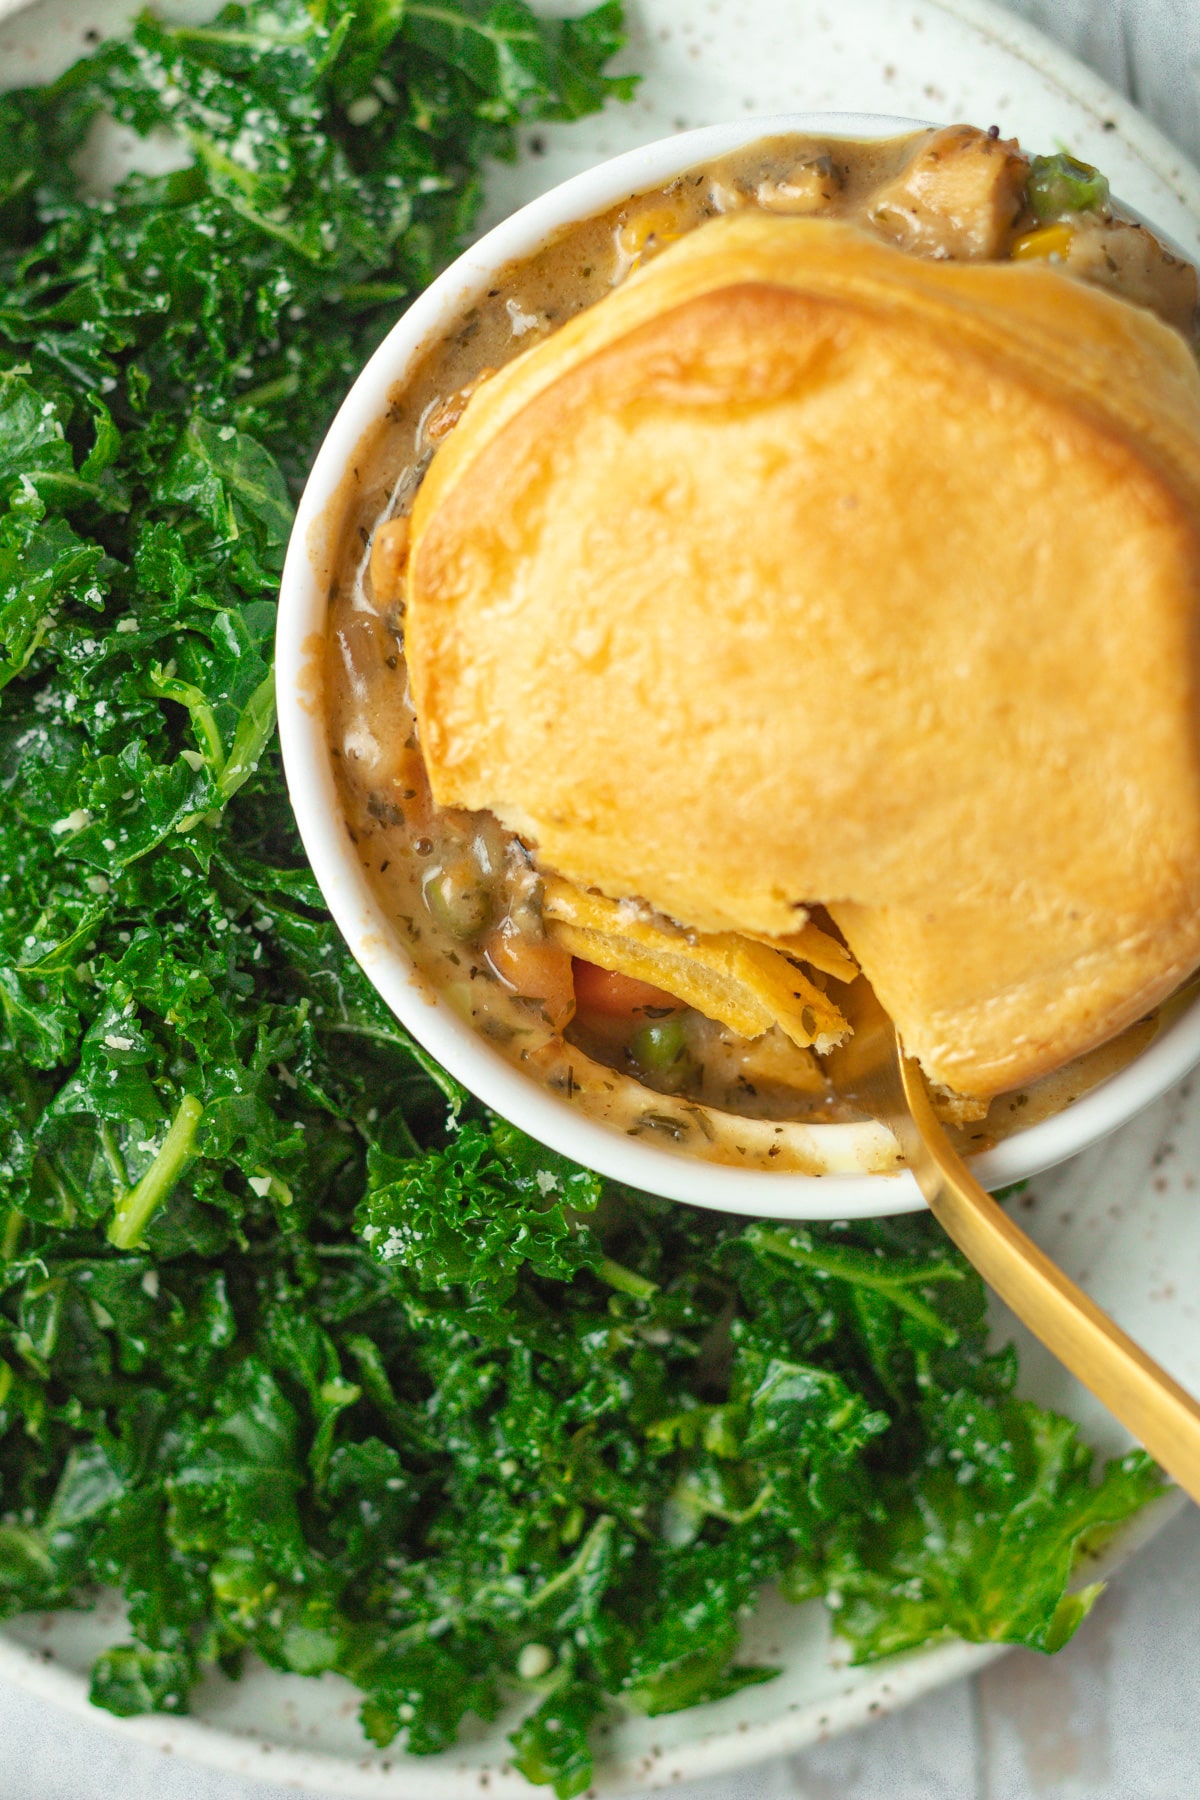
[[166, 24, 314, 48], [107, 1095, 204, 1251], [523, 1515, 614, 1613], [217, 671, 276, 800], [32, 1153, 75, 1223], [747, 1227, 960, 1344], [188, 699, 225, 772], [338, 281, 411, 306], [1, 1209, 23, 1263], [406, 1, 513, 41], [596, 1257, 659, 1301], [149, 668, 226, 776], [98, 1122, 129, 1188], [235, 371, 300, 411]]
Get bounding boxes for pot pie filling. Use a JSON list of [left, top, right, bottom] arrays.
[[322, 126, 1200, 1172]]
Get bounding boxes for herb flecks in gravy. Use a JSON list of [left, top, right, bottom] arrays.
[[325, 126, 1194, 1170]]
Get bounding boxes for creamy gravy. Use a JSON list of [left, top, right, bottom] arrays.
[[323, 127, 1192, 1172]]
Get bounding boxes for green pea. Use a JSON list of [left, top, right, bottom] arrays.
[[423, 863, 493, 941], [1027, 153, 1109, 221], [631, 1016, 689, 1075]]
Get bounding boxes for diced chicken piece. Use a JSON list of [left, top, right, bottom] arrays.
[[869, 124, 1028, 260], [423, 369, 494, 446], [756, 154, 844, 215], [1063, 214, 1199, 341], [368, 514, 411, 605], [717, 1024, 828, 1098], [708, 175, 748, 214], [928, 1084, 990, 1126]]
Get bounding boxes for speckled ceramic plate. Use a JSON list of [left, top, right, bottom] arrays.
[[1, 0, 1199, 1792]]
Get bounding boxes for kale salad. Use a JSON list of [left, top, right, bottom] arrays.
[[0, 4, 1163, 1794]]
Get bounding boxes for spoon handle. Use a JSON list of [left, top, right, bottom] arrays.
[[895, 1052, 1200, 1505]]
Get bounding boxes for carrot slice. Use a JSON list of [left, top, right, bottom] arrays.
[[571, 959, 683, 1019]]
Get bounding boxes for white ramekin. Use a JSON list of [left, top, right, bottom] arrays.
[[277, 111, 1200, 1220]]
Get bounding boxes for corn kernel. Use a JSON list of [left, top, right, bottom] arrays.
[[1011, 222, 1076, 261], [616, 205, 685, 260]]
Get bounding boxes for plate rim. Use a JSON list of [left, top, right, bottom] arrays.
[[0, 1492, 1182, 1795], [931, 0, 1200, 221]]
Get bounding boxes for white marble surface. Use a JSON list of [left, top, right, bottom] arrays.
[[1, 1, 1198, 1795]]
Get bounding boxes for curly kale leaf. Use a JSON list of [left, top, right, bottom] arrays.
[[0, 1192, 1163, 1800], [360, 1119, 603, 1296], [399, 0, 637, 124], [510, 1679, 607, 1800], [0, 0, 628, 1268], [824, 1409, 1163, 1661]]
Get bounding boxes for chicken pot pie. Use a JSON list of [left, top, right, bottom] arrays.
[[324, 125, 1200, 1170]]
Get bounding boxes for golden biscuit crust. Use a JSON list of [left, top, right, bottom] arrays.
[[406, 214, 1200, 1096]]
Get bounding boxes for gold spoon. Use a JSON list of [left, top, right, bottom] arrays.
[[825, 987, 1200, 1504]]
